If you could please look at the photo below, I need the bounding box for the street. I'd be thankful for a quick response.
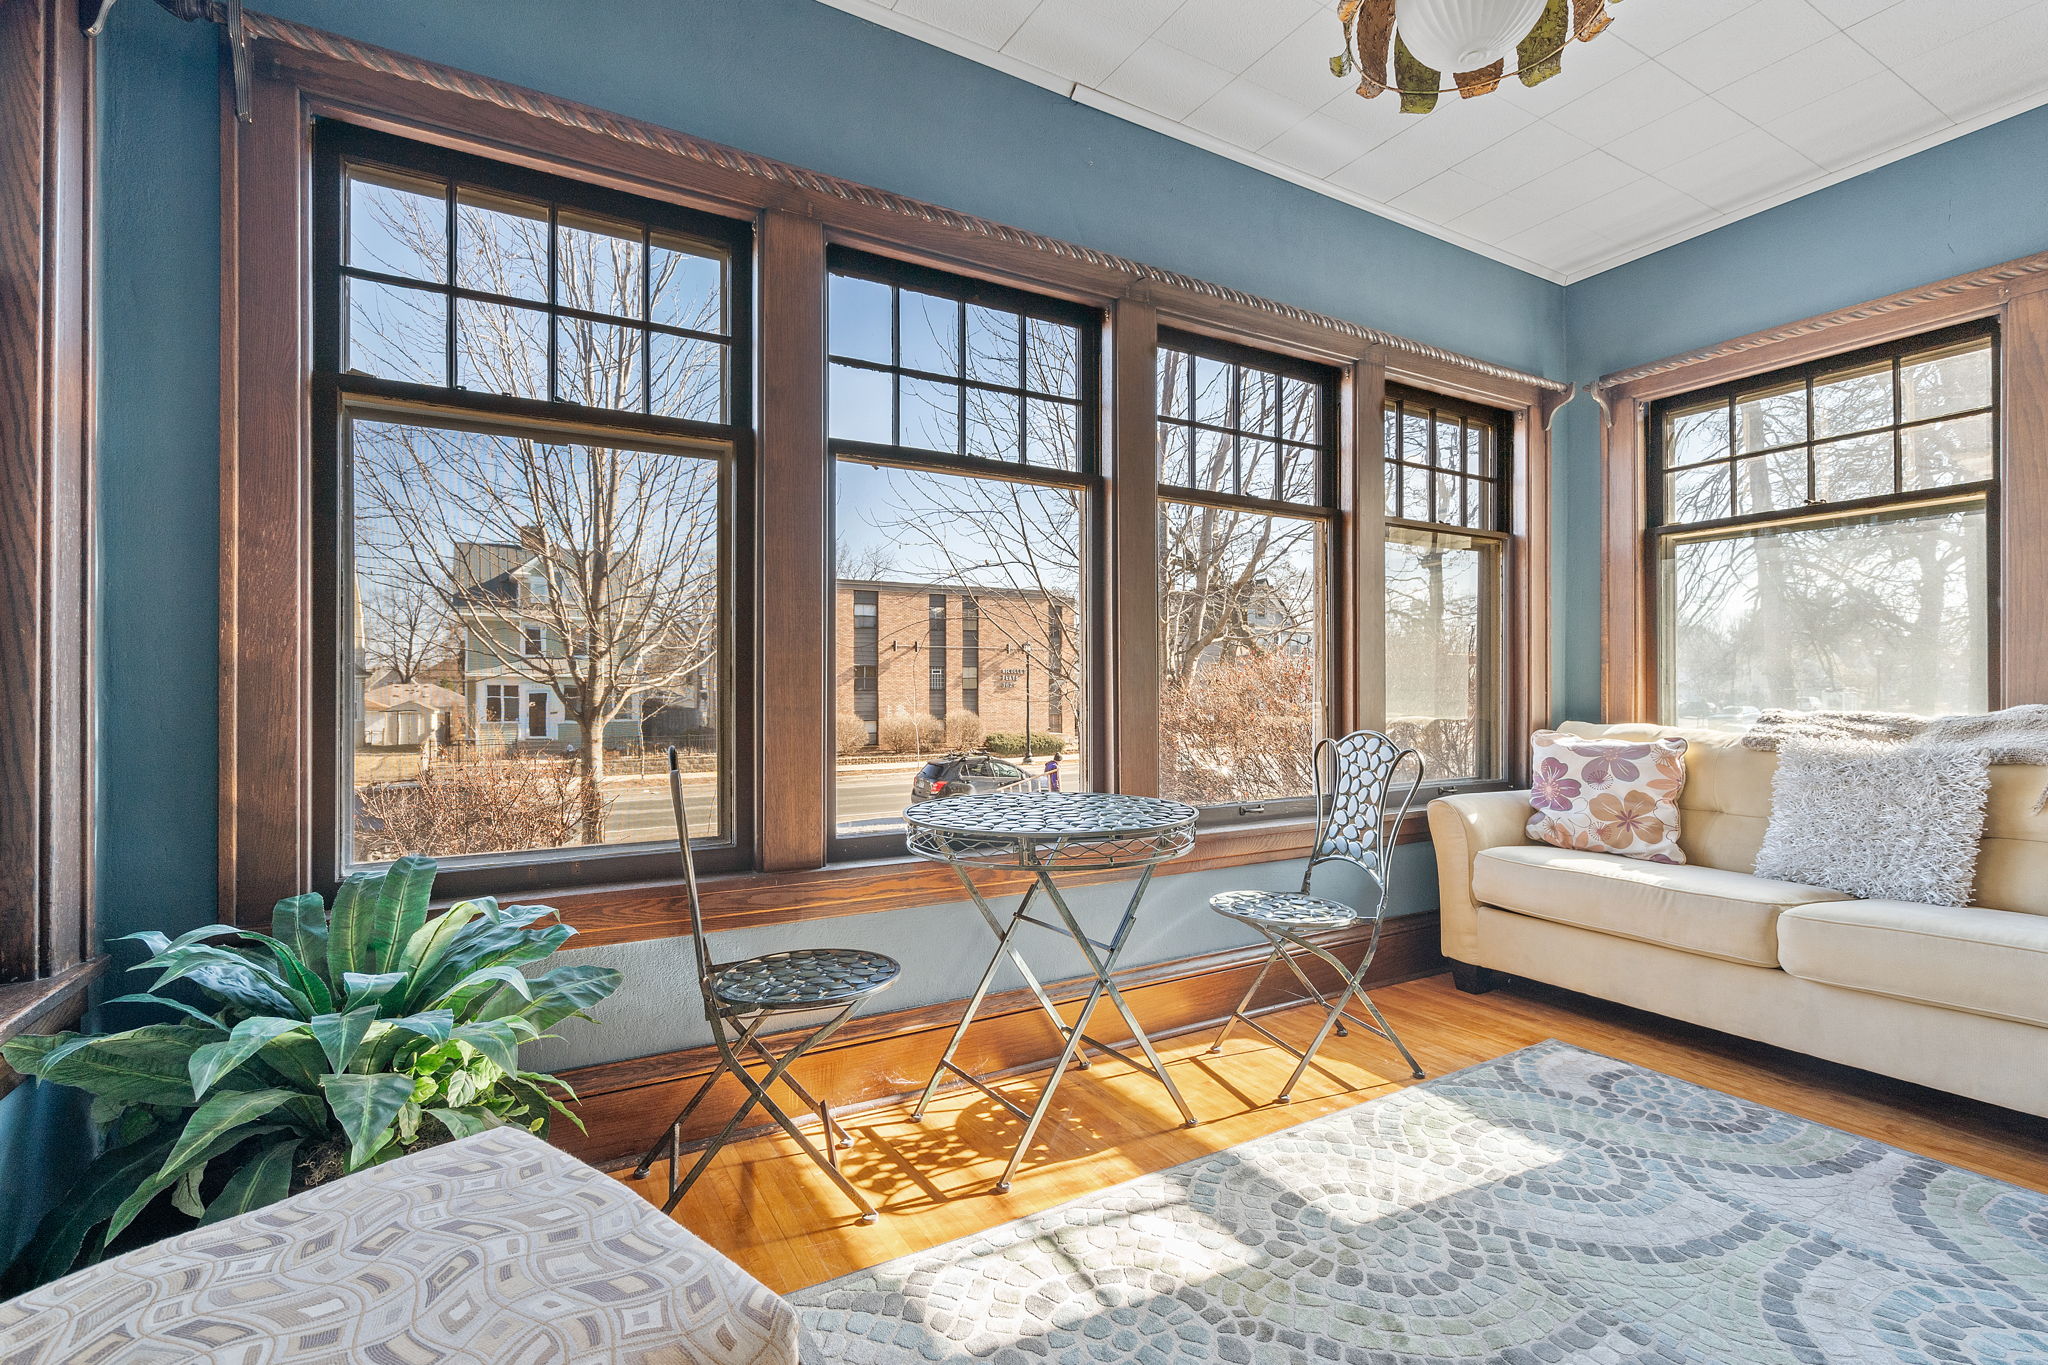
[600,764,924,842]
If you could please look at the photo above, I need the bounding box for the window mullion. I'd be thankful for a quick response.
[1109,299,1162,797]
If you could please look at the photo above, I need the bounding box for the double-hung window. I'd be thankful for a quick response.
[1155,335,1337,817]
[826,250,1098,852]
[1382,385,1510,784]
[316,123,750,893]
[1650,324,1995,725]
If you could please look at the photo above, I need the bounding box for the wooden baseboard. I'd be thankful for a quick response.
[554,911,1445,1168]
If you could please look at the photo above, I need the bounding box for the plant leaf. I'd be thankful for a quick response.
[189,1018,304,1099]
[256,1029,329,1090]
[2,1127,177,1290]
[516,965,622,1032]
[100,993,228,1031]
[325,870,378,982]
[235,930,335,1014]
[144,945,304,1016]
[320,1072,416,1168]
[155,1088,301,1182]
[451,1020,523,1077]
[170,1164,210,1219]
[370,855,437,973]
[307,1006,381,1074]
[436,963,535,1017]
[426,1107,500,1140]
[396,899,482,990]
[391,1009,454,1044]
[271,891,329,987]
[341,970,409,1014]
[104,1121,288,1247]
[406,905,562,1006]
[30,1026,209,1107]
[200,1137,301,1225]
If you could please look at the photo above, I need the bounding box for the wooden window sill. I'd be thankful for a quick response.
[0,957,107,1098]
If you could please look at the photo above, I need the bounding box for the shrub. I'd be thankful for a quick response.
[835,711,874,754]
[354,754,587,861]
[942,712,985,751]
[982,732,1068,757]
[0,857,618,1291]
[876,708,945,753]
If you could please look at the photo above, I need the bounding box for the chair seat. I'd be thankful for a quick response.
[711,948,901,1010]
[1209,889,1359,931]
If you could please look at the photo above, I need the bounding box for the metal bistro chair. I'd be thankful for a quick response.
[1207,730,1426,1103]
[631,748,900,1223]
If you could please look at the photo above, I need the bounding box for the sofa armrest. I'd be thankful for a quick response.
[1428,790,1535,965]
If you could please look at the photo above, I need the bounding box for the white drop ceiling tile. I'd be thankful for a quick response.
[1602,97,1756,172]
[1898,6,2048,122]
[1561,178,1715,244]
[1184,77,1323,149]
[1842,0,2036,67]
[1260,111,1395,177]
[1328,126,1463,200]
[1604,0,1758,56]
[1804,0,1900,24]
[1156,0,1320,62]
[1658,0,1837,92]
[1389,169,1501,221]
[1098,39,1238,120]
[1453,120,1596,194]
[1496,216,1619,270]
[1541,58,1706,145]
[1444,184,1571,240]
[887,0,1037,50]
[1716,33,1888,126]
[1002,0,1164,86]
[1657,126,1823,211]
[1243,12,1353,99]
[1768,70,1950,169]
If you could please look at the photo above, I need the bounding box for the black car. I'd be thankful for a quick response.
[911,752,1031,802]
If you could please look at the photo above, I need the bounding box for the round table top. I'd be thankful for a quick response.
[903,792,1200,870]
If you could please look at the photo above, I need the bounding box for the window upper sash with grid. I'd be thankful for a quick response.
[1156,342,1328,511]
[1382,389,1503,533]
[1653,327,1996,532]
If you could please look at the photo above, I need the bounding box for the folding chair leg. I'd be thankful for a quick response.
[1208,942,1282,1054]
[1354,987,1424,1080]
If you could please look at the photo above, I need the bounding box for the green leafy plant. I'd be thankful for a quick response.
[0,856,619,1290]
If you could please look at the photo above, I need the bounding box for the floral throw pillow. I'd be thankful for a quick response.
[1526,730,1689,864]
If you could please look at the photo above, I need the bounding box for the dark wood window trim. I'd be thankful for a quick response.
[1595,253,2048,721]
[220,15,1559,941]
[0,0,96,1043]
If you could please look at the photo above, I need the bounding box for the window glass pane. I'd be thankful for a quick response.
[650,335,725,423]
[1734,448,1809,515]
[1023,397,1081,470]
[455,189,549,302]
[347,167,446,282]
[827,274,892,364]
[1434,418,1462,471]
[1279,443,1318,504]
[1463,423,1490,477]
[1239,368,1278,436]
[1159,502,1321,805]
[1159,348,1192,420]
[1464,478,1493,530]
[1660,503,1988,728]
[1386,527,1496,782]
[1281,377,1319,445]
[1191,427,1234,496]
[829,362,892,444]
[833,461,1086,836]
[1663,399,1729,467]
[1159,422,1193,488]
[348,279,447,386]
[900,290,961,376]
[349,418,725,861]
[1812,359,1891,439]
[1402,409,1430,466]
[557,211,644,320]
[1194,355,1233,427]
[1383,461,1400,519]
[967,388,1022,463]
[900,376,962,453]
[650,235,724,334]
[454,299,547,399]
[1901,338,1993,421]
[1667,462,1731,523]
[1025,318,1081,398]
[1241,437,1279,502]
[1903,413,1994,489]
[1810,431,1894,504]
[1401,466,1432,522]
[1735,379,1806,453]
[965,305,1020,388]
[555,316,644,411]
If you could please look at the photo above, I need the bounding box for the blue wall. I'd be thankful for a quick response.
[1553,103,2048,721]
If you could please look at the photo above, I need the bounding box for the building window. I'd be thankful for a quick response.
[1383,385,1509,783]
[1156,335,1334,812]
[320,123,748,886]
[828,249,1096,848]
[1650,324,1994,726]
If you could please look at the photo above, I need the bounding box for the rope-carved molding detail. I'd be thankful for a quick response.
[228,6,1568,396]
[1597,249,2048,392]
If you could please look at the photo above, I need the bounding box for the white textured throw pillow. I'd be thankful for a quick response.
[1752,738,1990,907]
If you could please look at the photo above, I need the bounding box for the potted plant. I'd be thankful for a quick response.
[0,856,619,1290]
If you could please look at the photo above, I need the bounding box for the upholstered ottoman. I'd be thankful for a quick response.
[0,1127,799,1363]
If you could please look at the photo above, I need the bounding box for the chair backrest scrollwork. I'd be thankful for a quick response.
[1302,730,1425,912]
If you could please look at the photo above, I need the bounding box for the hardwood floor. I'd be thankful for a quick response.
[614,971,2048,1295]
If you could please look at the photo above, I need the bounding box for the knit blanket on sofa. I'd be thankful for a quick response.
[1742,704,2048,811]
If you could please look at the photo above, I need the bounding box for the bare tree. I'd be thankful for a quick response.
[358,572,451,683]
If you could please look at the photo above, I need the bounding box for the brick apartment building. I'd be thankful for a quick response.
[836,579,1076,747]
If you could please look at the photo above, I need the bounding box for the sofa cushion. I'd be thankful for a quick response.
[1778,899,2048,1028]
[1472,844,1854,968]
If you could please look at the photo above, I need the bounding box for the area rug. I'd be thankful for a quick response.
[789,1041,2048,1364]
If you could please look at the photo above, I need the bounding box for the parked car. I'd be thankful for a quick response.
[912,752,1032,802]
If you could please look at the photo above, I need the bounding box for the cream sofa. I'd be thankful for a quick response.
[1429,721,2048,1119]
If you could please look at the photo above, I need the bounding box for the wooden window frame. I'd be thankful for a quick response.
[219,13,1559,944]
[1595,255,2048,722]
[0,0,104,1072]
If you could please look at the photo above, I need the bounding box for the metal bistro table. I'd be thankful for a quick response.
[904,791,1202,1192]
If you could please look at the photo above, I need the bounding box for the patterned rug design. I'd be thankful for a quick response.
[790,1042,2048,1363]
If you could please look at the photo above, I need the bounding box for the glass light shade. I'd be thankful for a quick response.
[1393,0,1549,73]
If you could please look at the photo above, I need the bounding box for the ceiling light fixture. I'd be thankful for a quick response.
[1332,0,1623,114]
